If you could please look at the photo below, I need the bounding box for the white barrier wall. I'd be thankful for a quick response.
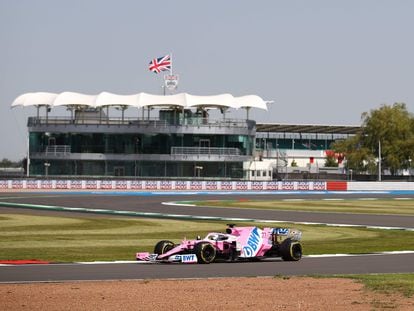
[0,180,327,191]
[348,182,414,191]
[1,180,412,191]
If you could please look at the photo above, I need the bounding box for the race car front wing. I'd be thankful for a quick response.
[136,252,198,264]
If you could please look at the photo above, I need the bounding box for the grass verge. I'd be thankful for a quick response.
[1,213,414,262]
[192,199,414,215]
[334,274,414,298]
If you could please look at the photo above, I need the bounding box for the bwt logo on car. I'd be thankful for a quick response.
[181,254,196,262]
[174,254,197,263]
[242,227,263,257]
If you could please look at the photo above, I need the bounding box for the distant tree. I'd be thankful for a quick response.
[0,158,13,167]
[332,103,414,175]
[361,103,413,174]
[0,158,23,168]
[333,136,377,174]
[324,155,338,167]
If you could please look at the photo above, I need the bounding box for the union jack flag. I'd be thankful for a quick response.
[148,55,171,73]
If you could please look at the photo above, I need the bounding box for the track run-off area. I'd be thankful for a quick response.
[0,190,414,283]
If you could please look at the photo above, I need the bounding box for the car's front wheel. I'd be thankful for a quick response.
[280,239,302,261]
[154,240,175,255]
[195,242,216,264]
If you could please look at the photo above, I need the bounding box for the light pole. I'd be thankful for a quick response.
[409,157,412,182]
[44,162,50,178]
[378,140,381,182]
[194,165,203,178]
[275,143,279,178]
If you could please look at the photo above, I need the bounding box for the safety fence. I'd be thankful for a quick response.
[1,180,413,191]
[0,180,332,191]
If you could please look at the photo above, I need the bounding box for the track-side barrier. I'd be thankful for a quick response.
[0,180,413,191]
[0,180,327,191]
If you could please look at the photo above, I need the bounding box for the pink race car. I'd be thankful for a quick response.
[136,224,302,264]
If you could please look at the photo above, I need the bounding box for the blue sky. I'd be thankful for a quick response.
[1,1,413,160]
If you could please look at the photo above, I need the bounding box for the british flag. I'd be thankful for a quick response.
[148,55,171,73]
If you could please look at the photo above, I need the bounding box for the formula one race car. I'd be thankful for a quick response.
[136,224,302,264]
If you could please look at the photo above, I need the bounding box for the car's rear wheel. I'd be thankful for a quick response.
[195,242,216,264]
[154,240,175,255]
[280,238,302,261]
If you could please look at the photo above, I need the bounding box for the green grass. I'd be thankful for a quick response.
[339,274,414,298]
[304,274,414,304]
[0,214,227,262]
[299,225,414,255]
[192,199,414,215]
[1,213,414,262]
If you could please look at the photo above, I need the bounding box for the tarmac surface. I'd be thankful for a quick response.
[1,191,413,228]
[0,191,414,282]
[2,253,414,283]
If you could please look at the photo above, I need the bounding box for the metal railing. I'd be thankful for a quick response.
[45,145,71,155]
[28,116,254,129]
[171,147,241,156]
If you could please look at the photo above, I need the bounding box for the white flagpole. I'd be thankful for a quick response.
[170,52,173,75]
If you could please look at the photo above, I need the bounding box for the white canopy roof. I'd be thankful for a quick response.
[235,95,273,110]
[53,92,97,107]
[12,92,57,107]
[12,92,271,110]
[139,92,187,108]
[95,92,140,108]
[185,93,239,109]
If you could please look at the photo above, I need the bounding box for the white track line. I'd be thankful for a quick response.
[161,201,414,231]
[162,202,196,207]
[3,252,414,266]
[306,251,414,258]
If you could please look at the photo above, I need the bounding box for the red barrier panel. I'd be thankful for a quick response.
[326,181,347,191]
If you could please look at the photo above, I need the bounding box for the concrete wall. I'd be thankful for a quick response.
[348,182,414,191]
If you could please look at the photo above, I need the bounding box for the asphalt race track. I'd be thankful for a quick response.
[1,191,414,283]
[2,253,414,283]
[1,191,414,228]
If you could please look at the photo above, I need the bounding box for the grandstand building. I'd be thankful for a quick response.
[13,92,359,179]
[255,123,359,179]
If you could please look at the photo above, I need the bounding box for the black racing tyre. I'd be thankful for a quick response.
[195,242,216,264]
[280,238,302,261]
[154,240,175,255]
